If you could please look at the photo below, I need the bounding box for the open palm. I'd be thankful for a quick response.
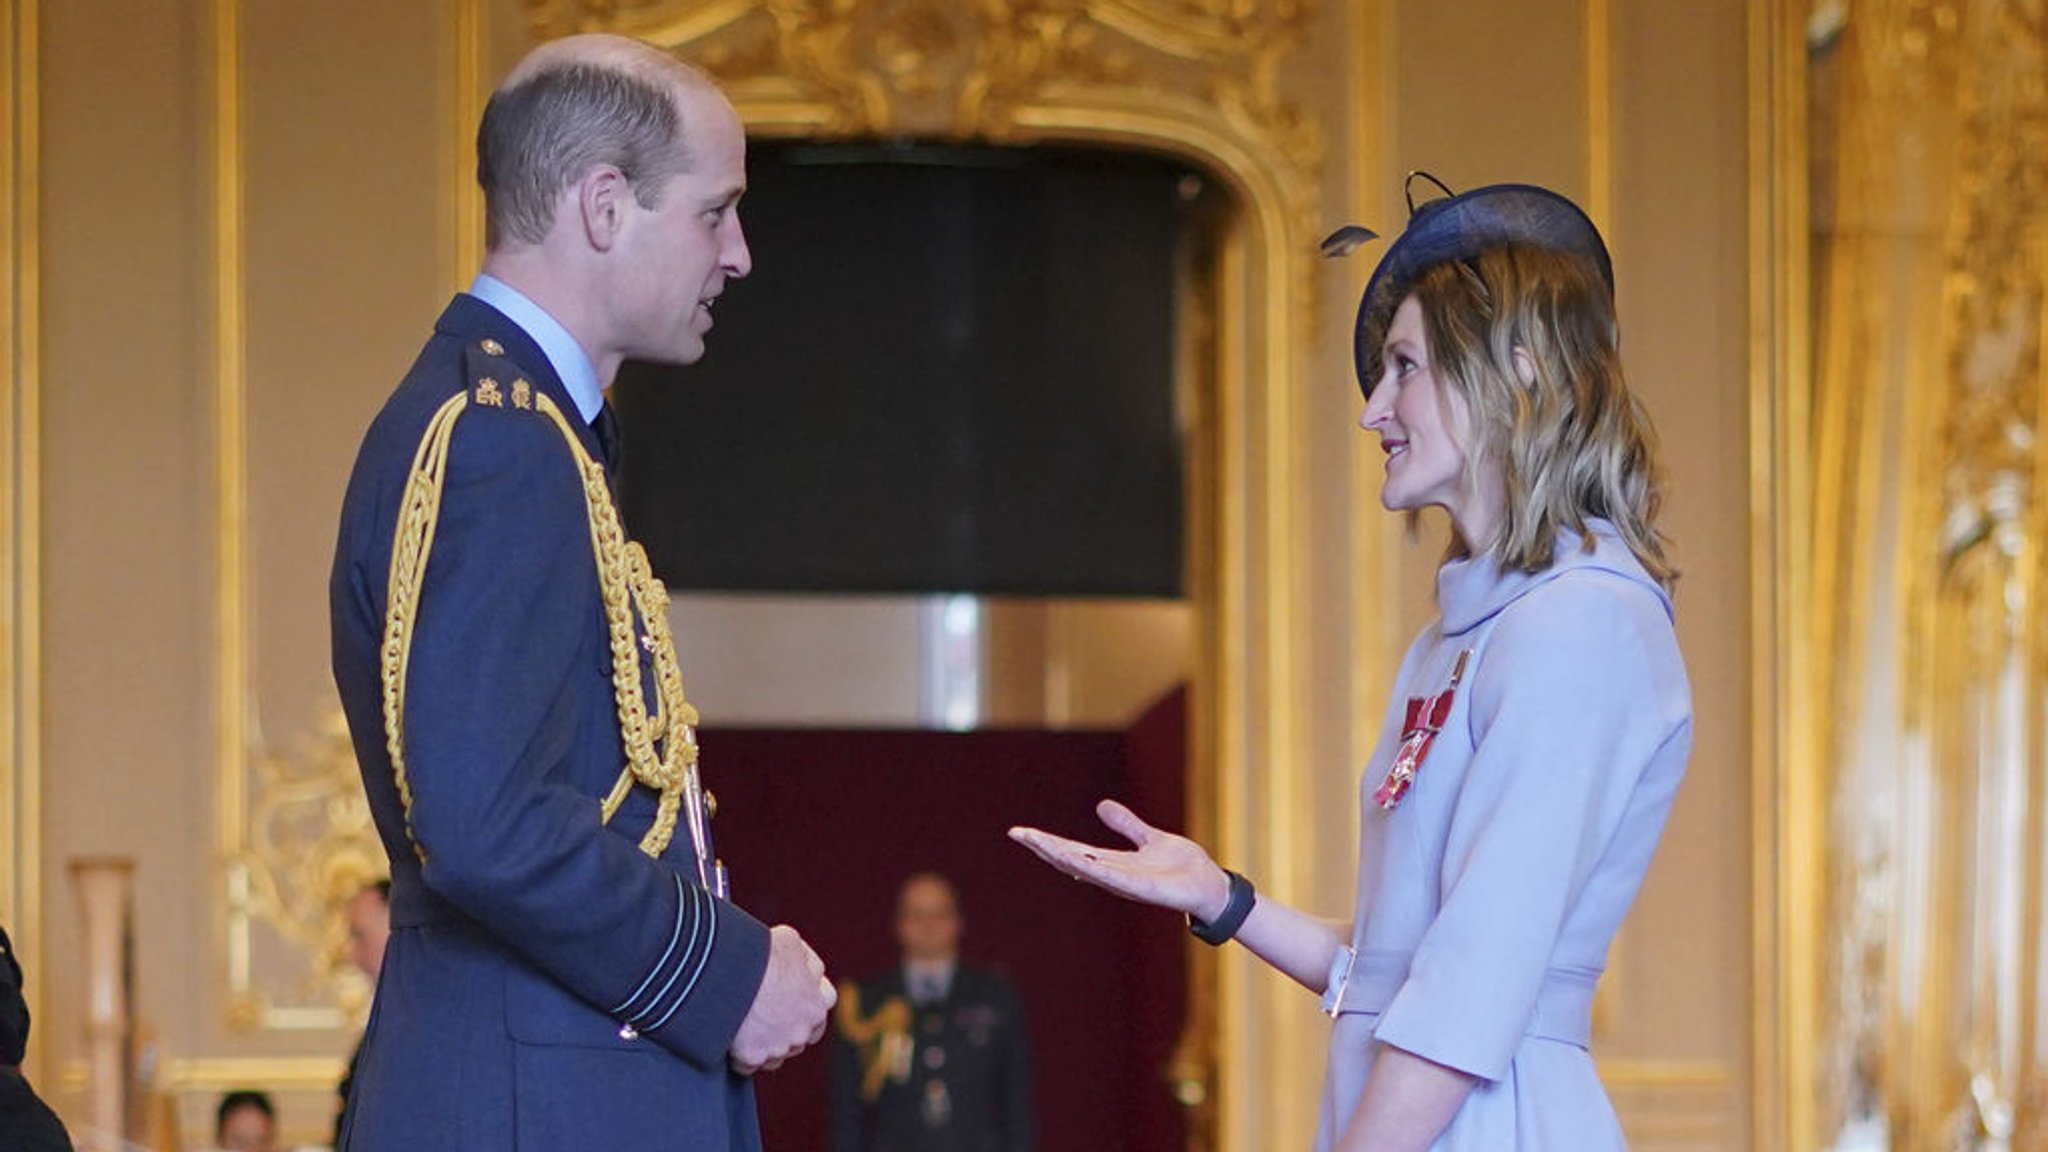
[1009,799,1229,921]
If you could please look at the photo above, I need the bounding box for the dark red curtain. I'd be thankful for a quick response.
[704,687,1189,1152]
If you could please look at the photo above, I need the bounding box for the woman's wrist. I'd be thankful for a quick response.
[1191,864,1233,922]
[1188,870,1256,946]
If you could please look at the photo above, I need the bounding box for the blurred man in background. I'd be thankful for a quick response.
[830,874,1032,1152]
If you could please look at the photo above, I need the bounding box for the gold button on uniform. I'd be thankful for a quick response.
[480,338,505,356]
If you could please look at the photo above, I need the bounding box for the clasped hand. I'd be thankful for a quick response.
[729,924,835,1074]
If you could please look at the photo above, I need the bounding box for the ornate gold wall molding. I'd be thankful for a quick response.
[1583,0,1612,234]
[1,0,45,1075]
[1749,0,1815,1147]
[443,0,487,293]
[1914,4,2048,1144]
[528,2,1328,1144]
[210,0,249,916]
[224,712,387,1030]
[1604,1059,1739,1151]
[213,0,495,1034]
[1343,0,1395,782]
[1796,1,2048,1147]
[529,0,1325,313]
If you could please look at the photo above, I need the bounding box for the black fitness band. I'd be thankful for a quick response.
[1188,870,1255,945]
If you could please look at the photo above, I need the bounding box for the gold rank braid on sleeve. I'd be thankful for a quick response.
[376,386,706,864]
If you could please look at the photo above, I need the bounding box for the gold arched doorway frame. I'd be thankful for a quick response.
[531,2,1331,1146]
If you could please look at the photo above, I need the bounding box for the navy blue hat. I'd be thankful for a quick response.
[1326,173,1614,397]
[1,924,27,1065]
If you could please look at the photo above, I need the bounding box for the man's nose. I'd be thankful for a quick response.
[724,216,753,280]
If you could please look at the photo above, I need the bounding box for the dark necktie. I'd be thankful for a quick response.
[591,402,622,480]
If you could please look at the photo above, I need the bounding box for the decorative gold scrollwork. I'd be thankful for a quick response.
[525,0,1325,339]
[226,706,386,1030]
[1810,1,2048,1147]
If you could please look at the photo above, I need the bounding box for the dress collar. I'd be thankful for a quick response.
[1435,519,1672,636]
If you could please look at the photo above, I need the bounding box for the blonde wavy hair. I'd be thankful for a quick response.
[1408,243,1675,587]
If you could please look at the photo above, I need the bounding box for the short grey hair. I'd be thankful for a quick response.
[476,60,690,248]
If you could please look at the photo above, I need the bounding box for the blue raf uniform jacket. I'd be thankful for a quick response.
[330,294,772,1151]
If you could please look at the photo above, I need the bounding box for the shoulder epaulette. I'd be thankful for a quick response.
[461,337,540,412]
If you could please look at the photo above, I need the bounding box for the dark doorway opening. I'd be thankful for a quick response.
[613,142,1202,599]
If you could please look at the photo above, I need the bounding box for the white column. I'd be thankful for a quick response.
[70,856,135,1151]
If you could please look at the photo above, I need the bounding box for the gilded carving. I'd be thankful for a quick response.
[226,707,386,1031]
[1811,1,2048,1147]
[1923,7,2048,1148]
[1935,4,2045,551]
[525,0,1324,312]
[2,0,43,1072]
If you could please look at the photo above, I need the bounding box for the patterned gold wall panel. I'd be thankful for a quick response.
[1,0,44,1073]
[1748,0,1819,1145]
[1801,0,2048,1147]
[1608,1061,1740,1152]
[214,0,493,1038]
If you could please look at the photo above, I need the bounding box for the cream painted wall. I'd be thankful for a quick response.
[243,0,449,755]
[17,1,1756,1149]
[1606,0,1753,1092]
[662,597,1191,730]
[38,0,222,1129]
[34,1,530,1146]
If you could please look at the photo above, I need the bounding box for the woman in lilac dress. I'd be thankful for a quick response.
[1010,179,1690,1151]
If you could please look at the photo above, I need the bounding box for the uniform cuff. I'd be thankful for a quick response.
[616,874,772,1069]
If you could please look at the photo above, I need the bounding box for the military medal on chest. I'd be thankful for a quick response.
[1373,648,1472,810]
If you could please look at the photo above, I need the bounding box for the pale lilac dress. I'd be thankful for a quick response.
[1312,522,1692,1150]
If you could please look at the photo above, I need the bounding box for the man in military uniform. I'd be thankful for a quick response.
[829,874,1033,1152]
[329,33,834,1151]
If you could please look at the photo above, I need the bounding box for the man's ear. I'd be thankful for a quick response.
[577,166,629,252]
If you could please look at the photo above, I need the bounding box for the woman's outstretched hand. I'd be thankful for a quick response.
[1008,799,1232,922]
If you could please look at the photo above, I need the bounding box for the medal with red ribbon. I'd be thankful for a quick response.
[1373,648,1473,810]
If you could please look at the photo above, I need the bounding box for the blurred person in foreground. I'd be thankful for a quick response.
[0,924,74,1152]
